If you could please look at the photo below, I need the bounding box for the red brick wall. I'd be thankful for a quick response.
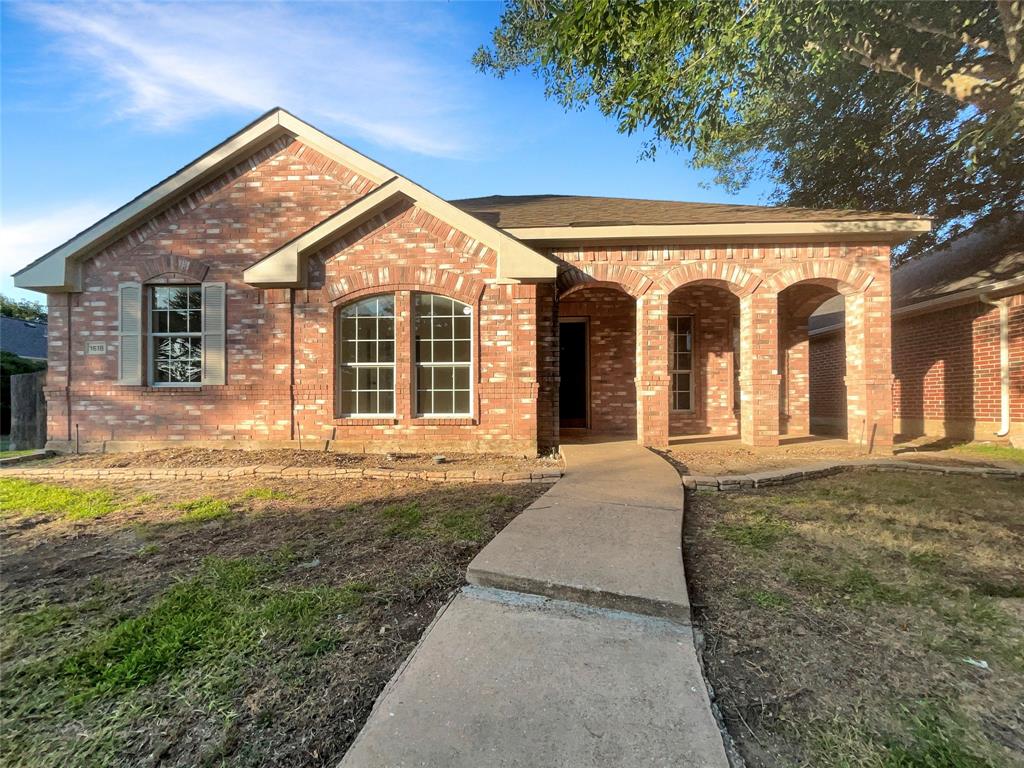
[892,293,1023,440]
[558,287,636,434]
[809,330,847,434]
[667,285,739,436]
[46,139,546,455]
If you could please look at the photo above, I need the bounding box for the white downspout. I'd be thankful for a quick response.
[980,294,1011,437]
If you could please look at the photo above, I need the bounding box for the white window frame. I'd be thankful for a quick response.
[148,284,203,388]
[670,315,694,412]
[337,294,397,418]
[414,293,473,418]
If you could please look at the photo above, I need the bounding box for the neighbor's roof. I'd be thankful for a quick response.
[892,219,1024,310]
[451,194,925,229]
[0,316,48,359]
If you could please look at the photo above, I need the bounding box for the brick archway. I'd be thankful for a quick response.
[764,260,875,295]
[139,255,211,283]
[327,265,486,307]
[558,264,653,299]
[654,261,761,297]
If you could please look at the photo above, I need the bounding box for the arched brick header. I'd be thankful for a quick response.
[764,260,875,295]
[654,261,762,297]
[558,264,653,299]
[327,265,486,307]
[138,255,210,283]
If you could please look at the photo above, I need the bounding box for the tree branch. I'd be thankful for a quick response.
[903,16,1006,58]
[842,35,1016,113]
[996,0,1023,81]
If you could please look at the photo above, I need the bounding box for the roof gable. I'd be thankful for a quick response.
[13,109,398,292]
[244,176,557,286]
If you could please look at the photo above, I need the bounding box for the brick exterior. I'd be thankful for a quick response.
[42,137,898,455]
[559,287,637,434]
[891,293,1023,441]
[808,329,847,435]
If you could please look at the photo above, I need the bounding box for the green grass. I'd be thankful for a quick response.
[956,442,1024,464]
[0,478,118,519]
[737,588,790,610]
[173,496,234,522]
[58,557,371,702]
[380,501,425,537]
[0,448,38,458]
[240,487,289,501]
[714,510,790,549]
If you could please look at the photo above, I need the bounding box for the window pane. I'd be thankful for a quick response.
[454,366,470,390]
[434,367,453,389]
[454,390,470,415]
[453,317,471,340]
[336,295,396,415]
[168,310,189,333]
[415,316,433,341]
[434,341,453,363]
[433,391,454,414]
[188,287,202,309]
[417,390,432,414]
[417,340,433,363]
[453,340,471,363]
[433,296,454,316]
[153,311,169,333]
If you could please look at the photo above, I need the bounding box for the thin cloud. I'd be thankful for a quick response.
[1,200,115,295]
[16,1,478,157]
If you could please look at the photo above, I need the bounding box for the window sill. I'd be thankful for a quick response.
[409,416,477,426]
[333,416,399,426]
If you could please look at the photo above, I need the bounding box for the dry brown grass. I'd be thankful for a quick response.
[685,470,1024,767]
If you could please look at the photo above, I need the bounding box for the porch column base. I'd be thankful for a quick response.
[845,375,895,453]
[740,374,781,447]
[636,376,670,450]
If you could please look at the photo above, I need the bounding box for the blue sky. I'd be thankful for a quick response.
[1,1,772,303]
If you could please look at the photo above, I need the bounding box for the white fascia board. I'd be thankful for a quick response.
[506,219,932,245]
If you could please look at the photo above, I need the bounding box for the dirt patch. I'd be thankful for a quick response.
[664,437,1021,476]
[1,475,548,767]
[684,470,1024,766]
[26,447,563,473]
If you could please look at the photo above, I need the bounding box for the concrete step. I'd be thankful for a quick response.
[340,587,729,768]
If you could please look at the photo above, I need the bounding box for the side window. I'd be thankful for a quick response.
[337,295,396,416]
[150,285,202,385]
[669,315,693,411]
[414,294,472,416]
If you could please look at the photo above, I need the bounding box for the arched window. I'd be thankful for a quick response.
[415,294,472,416]
[337,295,395,416]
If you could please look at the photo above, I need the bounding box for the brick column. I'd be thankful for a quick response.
[635,291,669,449]
[394,291,414,420]
[739,289,781,446]
[844,287,894,452]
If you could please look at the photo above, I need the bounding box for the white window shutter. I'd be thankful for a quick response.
[117,282,143,385]
[201,282,227,385]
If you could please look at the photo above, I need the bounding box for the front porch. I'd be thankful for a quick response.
[555,259,895,453]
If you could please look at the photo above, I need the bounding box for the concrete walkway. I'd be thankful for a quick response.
[340,440,729,768]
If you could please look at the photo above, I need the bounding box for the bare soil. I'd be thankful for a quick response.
[683,470,1024,767]
[26,447,562,473]
[1,475,548,767]
[664,437,1022,476]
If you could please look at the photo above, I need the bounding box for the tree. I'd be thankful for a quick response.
[0,295,47,323]
[475,0,1024,258]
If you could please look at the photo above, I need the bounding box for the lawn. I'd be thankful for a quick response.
[0,475,546,767]
[684,470,1024,767]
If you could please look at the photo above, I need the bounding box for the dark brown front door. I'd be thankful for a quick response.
[559,319,588,429]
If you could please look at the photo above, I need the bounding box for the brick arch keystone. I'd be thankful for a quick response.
[654,261,761,297]
[327,265,486,307]
[138,255,210,283]
[557,264,653,299]
[764,260,875,295]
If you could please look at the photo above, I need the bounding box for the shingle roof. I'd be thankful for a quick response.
[0,316,48,359]
[450,194,924,229]
[892,219,1024,309]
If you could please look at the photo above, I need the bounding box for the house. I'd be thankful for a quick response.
[0,315,48,361]
[12,109,930,455]
[810,220,1023,445]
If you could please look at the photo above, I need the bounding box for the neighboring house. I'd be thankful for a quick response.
[810,221,1023,445]
[13,109,929,455]
[0,315,48,360]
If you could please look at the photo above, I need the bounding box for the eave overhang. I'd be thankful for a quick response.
[244,177,558,287]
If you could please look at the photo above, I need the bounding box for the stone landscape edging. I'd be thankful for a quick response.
[681,459,1024,491]
[0,464,564,485]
